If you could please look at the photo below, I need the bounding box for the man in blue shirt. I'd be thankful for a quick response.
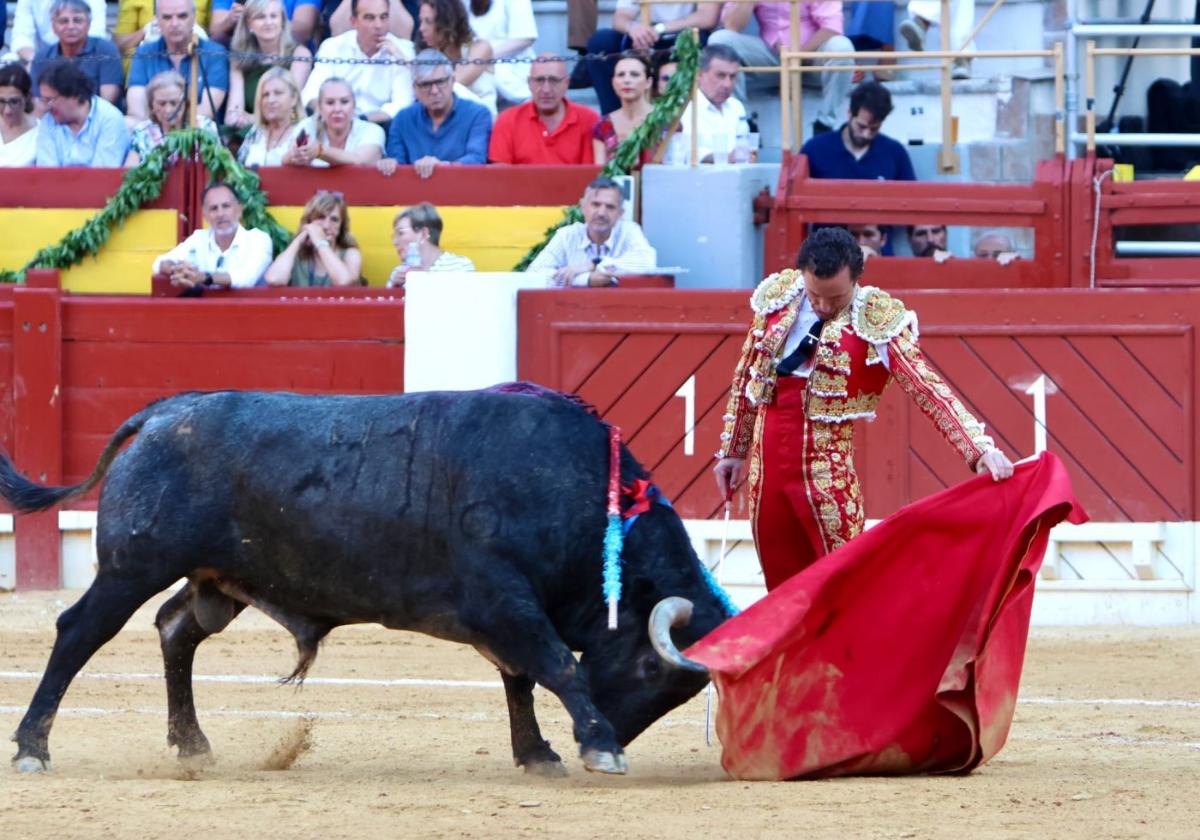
[800,81,915,182]
[35,60,129,166]
[127,0,229,122]
[380,49,491,179]
[30,0,123,107]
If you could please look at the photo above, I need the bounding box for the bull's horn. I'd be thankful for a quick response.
[649,597,708,673]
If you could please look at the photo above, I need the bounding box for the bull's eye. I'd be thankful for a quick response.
[638,653,662,681]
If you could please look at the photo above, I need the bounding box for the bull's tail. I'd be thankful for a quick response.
[0,406,158,513]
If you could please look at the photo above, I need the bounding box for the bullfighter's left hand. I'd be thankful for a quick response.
[975,448,1014,481]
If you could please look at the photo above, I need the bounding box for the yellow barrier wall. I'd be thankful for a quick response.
[0,209,179,294]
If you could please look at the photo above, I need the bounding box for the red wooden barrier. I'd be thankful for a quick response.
[517,288,1200,524]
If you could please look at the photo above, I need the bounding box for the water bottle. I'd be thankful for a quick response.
[404,241,422,270]
[733,116,752,164]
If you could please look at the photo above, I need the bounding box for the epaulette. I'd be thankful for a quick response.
[850,285,913,343]
[749,269,804,316]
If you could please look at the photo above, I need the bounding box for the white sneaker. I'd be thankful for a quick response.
[952,57,971,79]
[899,17,927,51]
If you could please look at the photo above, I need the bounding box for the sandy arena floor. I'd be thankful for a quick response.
[0,589,1197,840]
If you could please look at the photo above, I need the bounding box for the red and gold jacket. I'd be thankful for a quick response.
[717,270,995,468]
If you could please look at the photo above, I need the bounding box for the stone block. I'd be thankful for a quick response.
[968,142,1001,181]
[1001,142,1036,182]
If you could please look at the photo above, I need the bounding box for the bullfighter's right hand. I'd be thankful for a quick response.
[713,457,746,501]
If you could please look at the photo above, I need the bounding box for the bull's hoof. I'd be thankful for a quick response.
[13,756,49,773]
[523,759,568,778]
[178,750,215,771]
[582,749,628,775]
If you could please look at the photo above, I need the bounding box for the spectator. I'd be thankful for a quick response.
[467,0,536,104]
[114,0,211,66]
[678,43,746,164]
[153,182,274,289]
[800,81,915,181]
[302,0,416,127]
[10,0,106,64]
[212,0,321,46]
[488,55,598,164]
[415,0,495,115]
[237,66,304,166]
[527,175,655,286]
[709,1,853,134]
[288,77,386,166]
[0,64,39,167]
[225,0,313,129]
[899,0,974,79]
[567,0,595,59]
[379,49,490,178]
[847,222,887,259]
[585,0,719,115]
[35,60,129,166]
[592,51,652,164]
[653,57,676,99]
[125,70,220,165]
[30,0,123,108]
[128,0,230,123]
[908,223,951,260]
[265,190,363,286]
[845,2,894,81]
[387,202,475,287]
[973,230,1019,263]
[328,0,413,40]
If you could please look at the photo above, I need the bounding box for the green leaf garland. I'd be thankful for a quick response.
[0,129,290,284]
[512,29,701,272]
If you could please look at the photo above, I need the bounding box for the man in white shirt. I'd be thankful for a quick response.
[301,0,415,126]
[679,44,747,164]
[10,0,106,63]
[528,176,657,287]
[153,183,274,289]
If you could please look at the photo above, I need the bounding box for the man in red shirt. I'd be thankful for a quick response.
[488,55,600,164]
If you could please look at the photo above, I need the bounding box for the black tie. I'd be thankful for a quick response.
[776,319,826,376]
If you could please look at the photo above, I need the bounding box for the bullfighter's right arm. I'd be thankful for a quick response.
[716,314,765,459]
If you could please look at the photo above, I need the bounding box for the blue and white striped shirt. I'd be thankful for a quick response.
[527,220,657,285]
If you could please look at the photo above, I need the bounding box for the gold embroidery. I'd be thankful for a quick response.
[808,369,848,397]
[803,420,861,552]
[815,344,852,375]
[852,286,911,343]
[749,269,804,315]
[806,392,883,423]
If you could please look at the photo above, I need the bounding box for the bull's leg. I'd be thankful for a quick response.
[11,571,175,772]
[156,583,245,761]
[500,673,566,777]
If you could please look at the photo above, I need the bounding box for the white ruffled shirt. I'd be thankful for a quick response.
[780,293,893,377]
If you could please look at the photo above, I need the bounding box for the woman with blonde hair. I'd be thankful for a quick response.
[264,190,364,287]
[237,67,304,167]
[285,77,385,167]
[125,70,219,166]
[226,0,312,129]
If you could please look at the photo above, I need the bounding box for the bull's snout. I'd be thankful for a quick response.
[648,597,709,673]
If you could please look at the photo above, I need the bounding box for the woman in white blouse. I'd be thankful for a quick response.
[0,63,39,167]
[237,67,304,168]
[284,77,385,167]
[467,0,537,104]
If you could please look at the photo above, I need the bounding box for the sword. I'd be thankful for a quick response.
[705,495,733,747]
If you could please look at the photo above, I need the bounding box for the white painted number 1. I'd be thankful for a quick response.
[675,375,695,456]
[1024,374,1048,454]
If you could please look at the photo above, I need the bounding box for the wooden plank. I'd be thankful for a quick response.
[557,331,625,394]
[571,333,674,415]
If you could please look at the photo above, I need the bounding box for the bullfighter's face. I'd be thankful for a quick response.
[804,266,856,321]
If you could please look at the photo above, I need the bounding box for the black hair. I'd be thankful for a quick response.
[796,227,865,280]
[700,43,741,70]
[38,60,94,103]
[0,63,34,113]
[849,80,893,121]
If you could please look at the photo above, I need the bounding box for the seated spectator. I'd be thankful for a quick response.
[973,230,1019,264]
[30,0,123,108]
[10,0,106,64]
[225,0,313,129]
[585,0,718,115]
[212,0,320,46]
[387,202,475,287]
[128,0,230,123]
[592,51,653,164]
[488,55,598,164]
[237,66,304,166]
[287,77,386,166]
[678,44,747,164]
[0,64,40,167]
[415,0,495,115]
[847,222,887,259]
[378,49,490,178]
[328,0,412,40]
[153,182,274,289]
[908,223,951,261]
[467,0,536,104]
[527,175,655,286]
[302,0,416,127]
[800,81,915,181]
[35,60,129,166]
[709,1,853,133]
[125,70,220,165]
[114,0,210,67]
[653,57,676,99]
[264,190,363,286]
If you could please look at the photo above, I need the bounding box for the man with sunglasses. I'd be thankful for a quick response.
[379,49,491,179]
[488,54,599,164]
[153,182,274,290]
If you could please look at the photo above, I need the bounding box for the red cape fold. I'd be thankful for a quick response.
[684,452,1087,780]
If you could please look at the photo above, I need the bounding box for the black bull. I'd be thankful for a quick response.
[2,387,731,775]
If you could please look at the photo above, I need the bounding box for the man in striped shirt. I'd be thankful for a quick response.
[527,176,657,287]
